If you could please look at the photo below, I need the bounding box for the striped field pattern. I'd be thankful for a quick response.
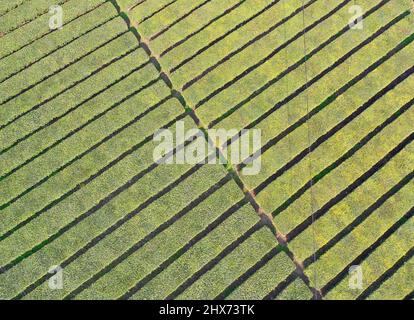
[0,0,413,300]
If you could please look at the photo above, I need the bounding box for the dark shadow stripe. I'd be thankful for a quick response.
[128,0,148,11]
[0,23,126,107]
[66,173,233,300]
[183,0,324,92]
[222,106,414,298]
[0,14,115,84]
[0,60,151,181]
[1,0,70,36]
[165,222,263,300]
[0,72,159,211]
[288,133,414,243]
[118,0,312,301]
[404,289,414,300]
[0,100,178,217]
[0,1,108,62]
[214,246,281,300]
[321,206,414,296]
[169,0,284,73]
[266,96,414,219]
[150,0,212,41]
[302,171,414,268]
[160,0,246,57]
[236,33,414,168]
[0,43,140,133]
[120,198,248,300]
[0,95,170,218]
[0,85,168,242]
[262,271,297,300]
[242,10,410,132]
[209,0,397,128]
[0,0,31,18]
[254,66,414,196]
[14,151,219,299]
[357,246,414,300]
[138,0,178,24]
[0,55,149,158]
[0,126,194,275]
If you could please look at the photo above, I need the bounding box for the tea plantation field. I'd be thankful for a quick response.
[0,0,412,300]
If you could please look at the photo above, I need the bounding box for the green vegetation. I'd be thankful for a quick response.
[0,3,118,83]
[0,0,412,300]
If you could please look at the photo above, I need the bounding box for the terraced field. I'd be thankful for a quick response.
[0,0,412,300]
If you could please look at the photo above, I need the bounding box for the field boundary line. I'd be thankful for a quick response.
[110,0,319,299]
